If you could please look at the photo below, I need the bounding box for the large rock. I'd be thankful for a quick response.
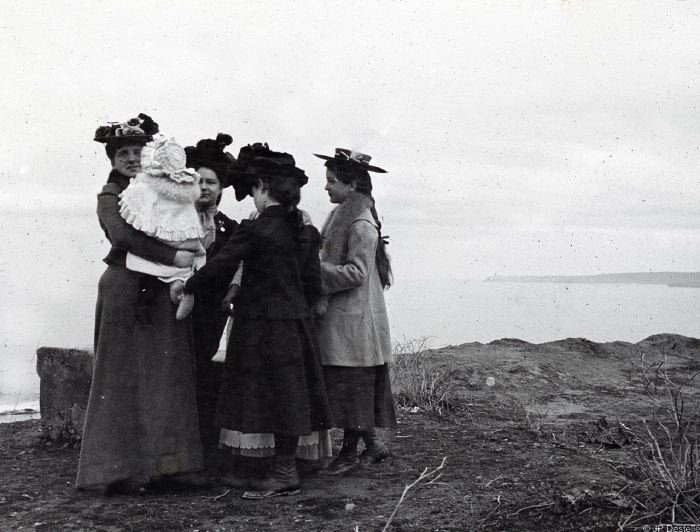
[36,347,94,441]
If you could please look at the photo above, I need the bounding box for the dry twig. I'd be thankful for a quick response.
[508,500,555,517]
[205,489,231,501]
[382,456,447,531]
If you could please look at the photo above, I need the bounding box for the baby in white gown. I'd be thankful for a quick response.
[118,135,205,319]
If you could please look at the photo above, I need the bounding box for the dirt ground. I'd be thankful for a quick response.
[1,333,698,531]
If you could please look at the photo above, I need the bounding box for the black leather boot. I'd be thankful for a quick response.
[320,429,360,476]
[242,435,301,499]
[359,429,390,465]
[243,455,300,499]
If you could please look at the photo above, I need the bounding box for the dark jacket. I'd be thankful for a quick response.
[97,170,177,266]
[186,205,322,320]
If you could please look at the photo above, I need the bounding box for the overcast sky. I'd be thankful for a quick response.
[1,1,699,395]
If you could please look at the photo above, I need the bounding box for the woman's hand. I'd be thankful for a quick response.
[313,297,329,317]
[173,250,196,268]
[300,209,313,225]
[221,284,240,313]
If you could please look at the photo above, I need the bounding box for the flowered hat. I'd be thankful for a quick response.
[313,148,386,173]
[184,133,236,188]
[141,135,200,184]
[228,142,308,201]
[94,113,159,145]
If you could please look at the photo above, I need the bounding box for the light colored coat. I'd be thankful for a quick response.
[316,194,393,367]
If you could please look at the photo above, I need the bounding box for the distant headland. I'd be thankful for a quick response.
[484,271,700,288]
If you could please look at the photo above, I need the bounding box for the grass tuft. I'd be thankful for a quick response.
[390,337,464,418]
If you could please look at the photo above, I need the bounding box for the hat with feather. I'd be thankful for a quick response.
[184,133,236,188]
[94,113,159,145]
[228,142,308,201]
[313,148,386,173]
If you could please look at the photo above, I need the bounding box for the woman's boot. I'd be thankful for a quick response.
[320,429,360,476]
[243,435,300,499]
[359,428,390,465]
[219,455,254,489]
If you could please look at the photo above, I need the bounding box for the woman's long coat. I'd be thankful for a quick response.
[76,170,203,489]
[316,193,392,367]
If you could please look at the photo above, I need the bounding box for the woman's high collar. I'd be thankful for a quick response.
[196,203,218,217]
[106,169,131,191]
[260,204,291,217]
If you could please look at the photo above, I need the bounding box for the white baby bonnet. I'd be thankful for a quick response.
[119,135,205,242]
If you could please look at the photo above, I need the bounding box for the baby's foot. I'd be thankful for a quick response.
[170,280,184,305]
[176,293,194,320]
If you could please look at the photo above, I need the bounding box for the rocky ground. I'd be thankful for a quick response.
[1,333,698,531]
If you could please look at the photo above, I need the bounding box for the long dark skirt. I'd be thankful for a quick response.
[76,265,203,488]
[214,316,332,435]
[323,364,397,430]
[192,293,229,452]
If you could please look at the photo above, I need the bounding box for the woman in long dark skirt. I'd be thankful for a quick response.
[76,115,203,493]
[313,148,397,475]
[180,145,332,499]
[184,134,238,461]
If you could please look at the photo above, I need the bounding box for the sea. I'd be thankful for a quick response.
[1,279,699,423]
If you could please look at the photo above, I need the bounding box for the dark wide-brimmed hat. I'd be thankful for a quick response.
[93,113,159,145]
[313,148,387,173]
[228,143,309,201]
[184,133,236,188]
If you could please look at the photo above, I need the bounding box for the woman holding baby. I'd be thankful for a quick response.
[76,114,204,494]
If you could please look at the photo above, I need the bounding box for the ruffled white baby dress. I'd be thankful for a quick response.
[119,135,206,281]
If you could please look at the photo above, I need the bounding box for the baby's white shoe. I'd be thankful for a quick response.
[176,293,194,320]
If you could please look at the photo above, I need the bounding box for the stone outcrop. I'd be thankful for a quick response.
[36,347,94,441]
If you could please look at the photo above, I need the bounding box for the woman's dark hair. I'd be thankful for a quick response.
[198,166,223,206]
[257,175,307,234]
[258,175,301,208]
[104,140,146,162]
[326,160,393,289]
[105,144,117,161]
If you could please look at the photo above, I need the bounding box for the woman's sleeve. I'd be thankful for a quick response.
[186,221,252,293]
[96,183,177,265]
[320,219,377,295]
[302,228,323,305]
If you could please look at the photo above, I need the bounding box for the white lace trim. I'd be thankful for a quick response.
[220,430,274,450]
[219,430,326,449]
[218,429,333,459]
